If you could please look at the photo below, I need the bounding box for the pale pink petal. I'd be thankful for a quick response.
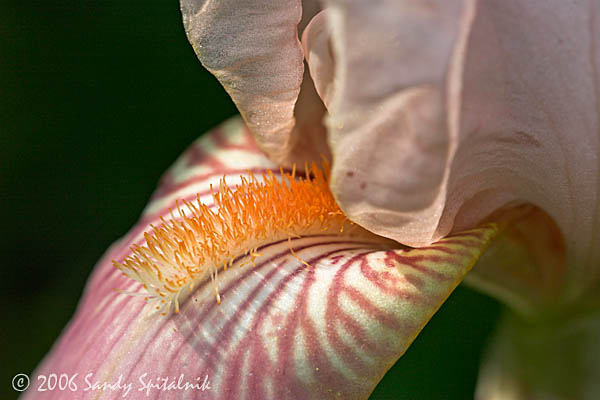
[180,0,329,165]
[302,10,336,109]
[323,0,467,246]
[323,0,600,299]
[180,0,303,162]
[26,118,498,399]
[447,0,600,300]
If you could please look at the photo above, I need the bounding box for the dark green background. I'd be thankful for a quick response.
[0,1,501,399]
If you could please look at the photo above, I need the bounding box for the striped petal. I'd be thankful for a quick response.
[26,118,498,399]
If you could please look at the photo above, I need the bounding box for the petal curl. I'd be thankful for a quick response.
[26,118,498,399]
[322,0,600,299]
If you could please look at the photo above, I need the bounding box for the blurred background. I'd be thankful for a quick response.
[0,1,501,399]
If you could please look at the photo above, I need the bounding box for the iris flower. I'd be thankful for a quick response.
[27,1,599,399]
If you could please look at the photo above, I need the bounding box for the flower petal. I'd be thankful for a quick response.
[323,0,467,246]
[302,10,336,109]
[180,0,329,165]
[180,0,303,162]
[465,205,566,315]
[323,0,600,299]
[27,117,498,399]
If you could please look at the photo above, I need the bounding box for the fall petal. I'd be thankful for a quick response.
[323,0,600,299]
[26,118,498,399]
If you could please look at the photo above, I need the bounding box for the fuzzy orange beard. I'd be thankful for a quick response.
[113,162,379,315]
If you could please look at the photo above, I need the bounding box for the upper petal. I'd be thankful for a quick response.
[323,0,467,246]
[323,0,600,300]
[449,0,600,300]
[180,0,329,165]
[302,10,336,109]
[180,0,304,162]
